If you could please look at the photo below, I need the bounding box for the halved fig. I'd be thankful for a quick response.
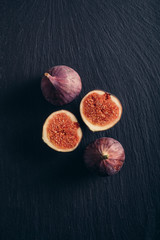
[80,90,122,131]
[42,110,82,152]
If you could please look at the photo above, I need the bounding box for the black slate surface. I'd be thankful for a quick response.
[1,0,160,239]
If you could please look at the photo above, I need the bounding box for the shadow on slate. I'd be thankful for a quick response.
[1,76,88,186]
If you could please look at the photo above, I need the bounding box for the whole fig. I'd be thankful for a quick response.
[84,137,125,176]
[41,65,82,106]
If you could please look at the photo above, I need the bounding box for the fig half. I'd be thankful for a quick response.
[80,90,122,131]
[84,137,125,176]
[42,110,82,152]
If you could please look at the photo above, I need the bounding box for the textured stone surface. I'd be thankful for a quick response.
[0,0,160,239]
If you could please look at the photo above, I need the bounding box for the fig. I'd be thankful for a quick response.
[80,90,122,131]
[84,137,125,176]
[41,65,82,106]
[42,110,82,152]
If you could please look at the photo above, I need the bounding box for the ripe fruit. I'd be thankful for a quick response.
[84,137,125,176]
[80,90,122,131]
[42,110,82,152]
[41,65,82,106]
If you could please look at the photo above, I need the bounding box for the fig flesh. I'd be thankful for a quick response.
[80,90,122,131]
[41,65,82,106]
[84,137,125,176]
[42,110,82,152]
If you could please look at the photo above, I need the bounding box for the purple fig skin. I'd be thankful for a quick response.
[84,137,125,176]
[41,65,82,106]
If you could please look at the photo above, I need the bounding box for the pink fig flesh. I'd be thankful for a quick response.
[41,65,82,106]
[84,137,125,176]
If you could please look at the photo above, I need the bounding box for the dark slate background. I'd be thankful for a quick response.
[1,0,160,239]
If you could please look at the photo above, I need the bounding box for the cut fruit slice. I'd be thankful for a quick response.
[42,110,82,152]
[80,90,122,132]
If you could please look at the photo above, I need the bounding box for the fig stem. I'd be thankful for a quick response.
[44,72,51,78]
[102,154,108,159]
[44,72,56,84]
